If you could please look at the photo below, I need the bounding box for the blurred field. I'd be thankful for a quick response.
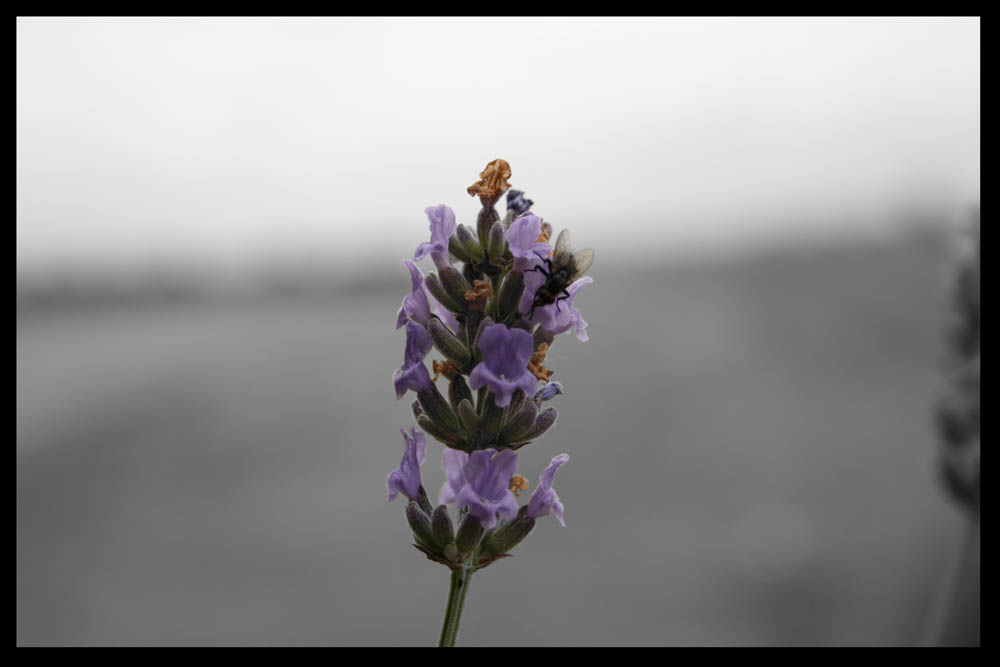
[17,232,965,646]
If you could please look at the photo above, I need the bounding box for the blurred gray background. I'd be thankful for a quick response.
[17,17,979,646]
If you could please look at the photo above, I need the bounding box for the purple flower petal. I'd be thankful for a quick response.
[386,427,428,502]
[455,449,520,530]
[526,453,569,525]
[393,363,431,400]
[533,382,564,402]
[392,320,432,399]
[414,205,457,271]
[505,215,551,271]
[438,447,469,505]
[468,363,538,409]
[467,323,538,407]
[478,323,534,378]
[396,260,433,329]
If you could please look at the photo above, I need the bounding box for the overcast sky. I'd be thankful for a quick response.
[16,17,980,274]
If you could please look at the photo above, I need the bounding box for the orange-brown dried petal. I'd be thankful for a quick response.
[432,359,460,382]
[528,342,554,381]
[464,279,494,311]
[467,158,512,201]
[508,474,530,497]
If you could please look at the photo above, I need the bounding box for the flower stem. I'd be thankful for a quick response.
[438,566,472,647]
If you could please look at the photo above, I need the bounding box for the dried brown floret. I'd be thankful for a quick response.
[432,359,460,382]
[467,159,512,205]
[464,279,494,311]
[528,342,553,381]
[508,474,530,497]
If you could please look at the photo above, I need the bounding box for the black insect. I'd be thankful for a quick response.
[526,229,594,319]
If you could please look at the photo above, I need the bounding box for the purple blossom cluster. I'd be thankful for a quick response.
[385,160,592,572]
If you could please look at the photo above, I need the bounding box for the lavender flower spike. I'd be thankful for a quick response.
[526,453,570,526]
[386,161,593,647]
[455,448,520,530]
[414,204,457,272]
[468,323,538,407]
[505,215,552,272]
[439,447,469,505]
[386,427,428,502]
[393,320,432,399]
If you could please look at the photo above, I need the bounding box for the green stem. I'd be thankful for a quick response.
[438,566,472,647]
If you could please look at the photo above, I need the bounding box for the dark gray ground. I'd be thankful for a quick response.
[17,234,965,646]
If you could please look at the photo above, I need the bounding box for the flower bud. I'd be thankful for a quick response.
[417,384,459,433]
[487,220,507,260]
[505,388,527,419]
[510,406,557,449]
[477,205,500,249]
[481,507,535,556]
[415,486,434,515]
[416,414,466,451]
[506,188,534,217]
[448,373,473,411]
[476,393,505,449]
[498,400,537,444]
[457,399,480,437]
[533,381,564,403]
[455,224,485,263]
[425,273,463,314]
[439,266,474,309]
[428,317,472,368]
[496,270,524,322]
[447,235,474,264]
[431,504,456,548]
[405,501,439,551]
[455,513,486,557]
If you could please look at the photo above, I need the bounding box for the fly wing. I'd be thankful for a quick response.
[571,248,595,279]
[553,229,573,264]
